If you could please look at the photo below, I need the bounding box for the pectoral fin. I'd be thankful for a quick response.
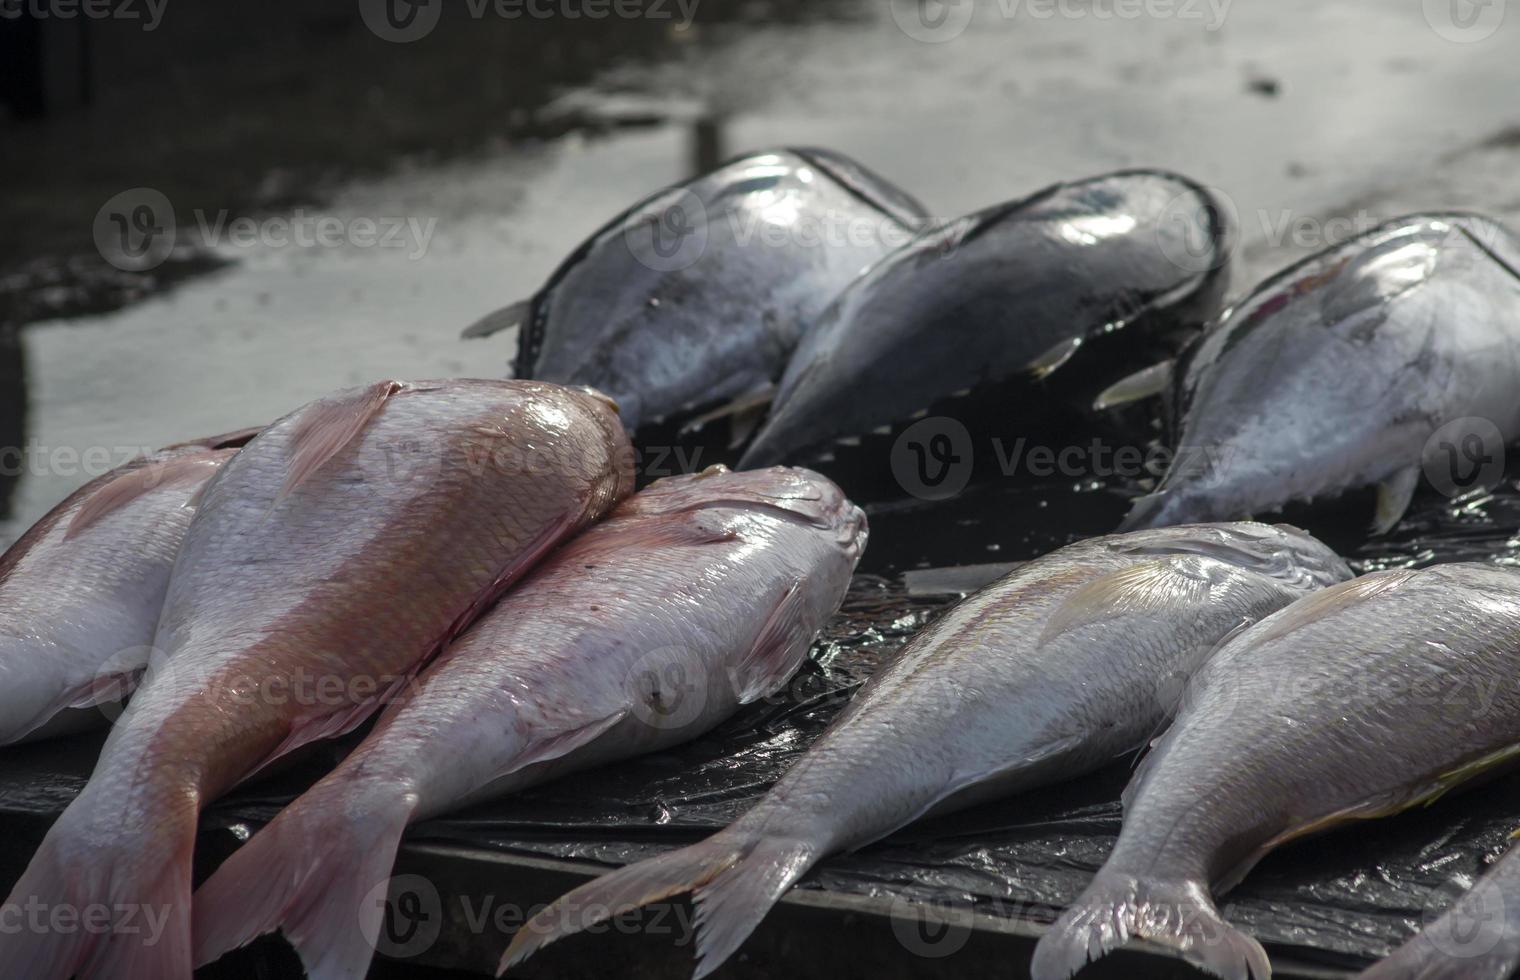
[730,579,815,703]
[1038,557,1218,647]
[1026,335,1084,379]
[461,299,531,339]
[1093,359,1175,410]
[1373,466,1420,534]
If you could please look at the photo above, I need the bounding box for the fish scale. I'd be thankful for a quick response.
[189,465,865,980]
[0,378,634,980]
[1033,562,1520,980]
[503,522,1349,979]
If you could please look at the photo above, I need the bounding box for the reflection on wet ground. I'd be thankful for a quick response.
[5,0,1520,543]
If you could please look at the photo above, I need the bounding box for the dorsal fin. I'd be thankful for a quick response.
[279,380,405,501]
[1250,569,1418,646]
[66,451,232,540]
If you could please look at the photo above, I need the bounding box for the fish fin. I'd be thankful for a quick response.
[727,400,771,450]
[1030,872,1268,980]
[492,710,628,782]
[65,451,230,540]
[680,383,776,436]
[500,824,817,979]
[0,791,196,980]
[1026,335,1085,380]
[730,579,815,704]
[194,782,416,980]
[164,424,263,450]
[241,672,414,784]
[280,380,405,502]
[0,668,144,747]
[1250,568,1420,647]
[1093,359,1175,410]
[1373,466,1420,535]
[1116,490,1177,532]
[461,299,531,340]
[1039,557,1218,646]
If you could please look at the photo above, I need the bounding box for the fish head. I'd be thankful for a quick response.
[627,465,868,561]
[1114,521,1352,592]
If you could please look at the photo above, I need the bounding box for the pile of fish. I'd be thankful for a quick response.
[6,145,1520,980]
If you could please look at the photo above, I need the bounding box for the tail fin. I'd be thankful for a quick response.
[1030,872,1269,980]
[0,797,195,980]
[192,787,414,980]
[1117,490,1180,532]
[500,827,816,979]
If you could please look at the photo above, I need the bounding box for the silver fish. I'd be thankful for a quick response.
[0,444,232,745]
[738,169,1233,468]
[503,522,1348,978]
[0,378,634,980]
[1358,836,1520,979]
[1106,212,1520,533]
[190,464,865,980]
[1033,562,1520,980]
[465,147,929,431]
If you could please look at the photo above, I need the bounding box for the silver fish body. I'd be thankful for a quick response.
[738,169,1233,467]
[1033,562,1520,980]
[0,445,232,745]
[190,465,866,980]
[0,378,634,980]
[494,148,929,430]
[1119,212,1520,532]
[504,522,1349,978]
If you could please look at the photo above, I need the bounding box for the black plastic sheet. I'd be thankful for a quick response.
[6,382,1520,974]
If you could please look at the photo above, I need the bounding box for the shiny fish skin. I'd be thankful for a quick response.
[1033,562,1520,980]
[504,147,929,430]
[503,522,1348,979]
[1120,212,1520,532]
[190,465,866,980]
[0,378,634,980]
[738,169,1232,468]
[0,446,232,745]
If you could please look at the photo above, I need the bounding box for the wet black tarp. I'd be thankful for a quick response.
[5,366,1520,975]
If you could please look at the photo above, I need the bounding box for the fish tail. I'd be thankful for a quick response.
[193,783,414,980]
[500,824,818,978]
[1030,871,1269,980]
[1117,490,1183,531]
[0,796,195,980]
